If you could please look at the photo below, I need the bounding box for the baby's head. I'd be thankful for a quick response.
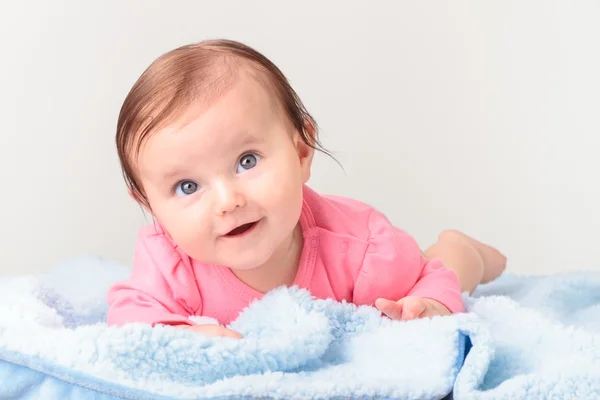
[116,39,324,270]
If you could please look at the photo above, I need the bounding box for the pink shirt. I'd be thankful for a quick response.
[107,186,464,327]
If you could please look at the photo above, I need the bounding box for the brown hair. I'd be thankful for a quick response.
[116,39,333,208]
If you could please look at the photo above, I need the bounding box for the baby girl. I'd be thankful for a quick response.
[107,39,506,338]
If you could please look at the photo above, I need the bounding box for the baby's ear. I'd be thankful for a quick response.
[301,119,318,181]
[295,134,315,184]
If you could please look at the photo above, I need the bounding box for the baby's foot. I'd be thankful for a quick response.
[439,230,507,283]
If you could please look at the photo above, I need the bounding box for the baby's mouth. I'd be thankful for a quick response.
[225,221,258,237]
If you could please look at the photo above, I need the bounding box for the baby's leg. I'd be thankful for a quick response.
[423,230,507,294]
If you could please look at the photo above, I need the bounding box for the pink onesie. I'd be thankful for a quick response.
[107,185,464,327]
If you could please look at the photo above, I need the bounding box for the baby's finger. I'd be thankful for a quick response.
[180,324,244,339]
[400,297,427,320]
[208,325,244,339]
[375,298,404,320]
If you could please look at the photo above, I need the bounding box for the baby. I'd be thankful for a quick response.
[107,39,506,338]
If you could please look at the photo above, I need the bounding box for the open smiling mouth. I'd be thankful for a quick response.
[225,220,259,237]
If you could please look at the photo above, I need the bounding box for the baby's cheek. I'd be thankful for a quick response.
[257,167,295,201]
[273,178,302,213]
[170,212,211,251]
[176,229,211,261]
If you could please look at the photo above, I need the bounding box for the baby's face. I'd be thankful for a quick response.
[135,75,313,270]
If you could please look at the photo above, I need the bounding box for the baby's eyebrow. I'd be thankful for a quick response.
[235,132,265,148]
[160,169,183,181]
[151,164,194,183]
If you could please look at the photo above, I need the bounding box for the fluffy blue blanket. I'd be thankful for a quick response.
[0,255,599,399]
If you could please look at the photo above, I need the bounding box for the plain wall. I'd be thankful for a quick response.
[1,1,599,276]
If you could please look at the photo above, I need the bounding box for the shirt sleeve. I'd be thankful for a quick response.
[106,227,202,327]
[352,209,464,313]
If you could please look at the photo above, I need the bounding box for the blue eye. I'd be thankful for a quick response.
[175,180,199,196]
[236,153,260,173]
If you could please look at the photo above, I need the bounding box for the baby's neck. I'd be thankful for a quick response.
[230,224,303,294]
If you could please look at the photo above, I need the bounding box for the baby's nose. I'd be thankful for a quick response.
[213,180,246,215]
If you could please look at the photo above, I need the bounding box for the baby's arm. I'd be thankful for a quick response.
[107,276,197,327]
[353,209,464,319]
[107,227,241,338]
[375,256,463,320]
[108,277,242,337]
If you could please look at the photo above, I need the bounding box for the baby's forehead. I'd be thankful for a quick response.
[136,87,278,183]
[126,52,289,165]
[139,71,281,154]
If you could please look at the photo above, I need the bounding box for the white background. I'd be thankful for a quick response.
[1,1,599,276]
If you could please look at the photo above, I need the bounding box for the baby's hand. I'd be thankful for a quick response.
[375,296,451,320]
[176,324,243,339]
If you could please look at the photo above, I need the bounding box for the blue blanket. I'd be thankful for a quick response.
[0,255,599,399]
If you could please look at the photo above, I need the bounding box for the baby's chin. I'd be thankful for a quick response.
[218,255,271,271]
[191,252,271,270]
